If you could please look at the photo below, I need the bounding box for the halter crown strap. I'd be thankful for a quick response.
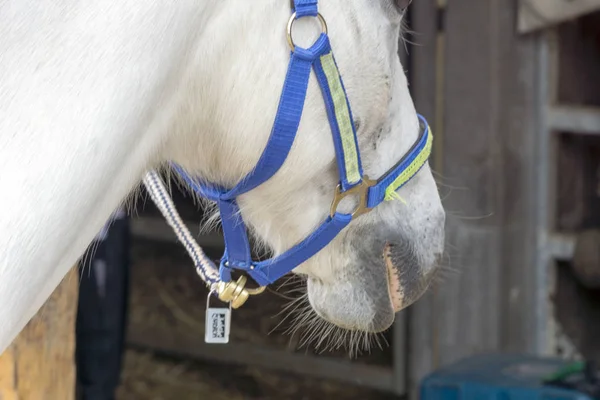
[292,0,319,17]
[171,0,433,287]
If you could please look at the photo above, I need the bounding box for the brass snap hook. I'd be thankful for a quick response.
[217,275,266,309]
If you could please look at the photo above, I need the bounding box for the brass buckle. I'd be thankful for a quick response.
[329,176,377,220]
[286,12,328,51]
[217,275,266,309]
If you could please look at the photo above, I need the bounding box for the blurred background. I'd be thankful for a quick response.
[5,1,600,399]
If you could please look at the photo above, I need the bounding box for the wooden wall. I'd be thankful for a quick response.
[0,267,78,400]
[407,0,542,397]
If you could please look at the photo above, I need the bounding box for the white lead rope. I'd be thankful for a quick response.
[142,169,266,344]
[142,170,221,291]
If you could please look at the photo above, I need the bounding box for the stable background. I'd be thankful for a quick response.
[2,0,600,399]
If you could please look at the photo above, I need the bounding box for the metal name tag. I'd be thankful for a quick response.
[205,292,231,344]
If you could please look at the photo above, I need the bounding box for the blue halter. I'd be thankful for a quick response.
[171,0,432,288]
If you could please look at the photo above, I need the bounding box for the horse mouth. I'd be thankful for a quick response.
[384,242,406,312]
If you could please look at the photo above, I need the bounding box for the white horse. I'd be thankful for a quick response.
[0,0,445,355]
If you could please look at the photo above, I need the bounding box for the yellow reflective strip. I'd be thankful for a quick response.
[384,130,433,201]
[320,52,361,184]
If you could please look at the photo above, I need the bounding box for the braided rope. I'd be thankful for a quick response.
[142,170,220,290]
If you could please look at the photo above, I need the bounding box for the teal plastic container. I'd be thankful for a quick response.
[420,353,595,400]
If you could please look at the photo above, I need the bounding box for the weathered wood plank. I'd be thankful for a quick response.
[408,0,544,397]
[518,0,600,33]
[406,1,440,398]
[126,323,395,393]
[0,266,78,400]
[549,106,600,136]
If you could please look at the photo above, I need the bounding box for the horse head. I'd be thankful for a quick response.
[0,0,443,353]
[165,0,445,335]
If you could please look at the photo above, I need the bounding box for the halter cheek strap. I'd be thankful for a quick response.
[171,0,433,288]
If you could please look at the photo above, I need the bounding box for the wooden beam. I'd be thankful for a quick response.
[549,106,600,136]
[0,266,79,400]
[518,0,600,33]
[408,0,548,397]
[126,324,395,393]
[549,233,576,261]
[406,1,441,398]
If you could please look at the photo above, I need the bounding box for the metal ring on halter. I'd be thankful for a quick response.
[286,12,328,51]
[217,275,266,309]
[329,176,377,220]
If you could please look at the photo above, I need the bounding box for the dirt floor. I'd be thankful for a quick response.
[116,234,399,400]
[116,349,396,400]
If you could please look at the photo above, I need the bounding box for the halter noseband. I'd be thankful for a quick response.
[171,0,432,293]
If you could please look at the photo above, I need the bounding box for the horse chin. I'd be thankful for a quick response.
[304,251,398,334]
[306,278,395,333]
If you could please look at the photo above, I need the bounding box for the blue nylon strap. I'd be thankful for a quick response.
[169,163,223,201]
[218,200,252,275]
[210,35,330,201]
[366,114,430,209]
[293,0,319,17]
[246,115,430,286]
[218,54,311,200]
[246,213,352,286]
[168,0,434,288]
[173,33,333,285]
[313,51,364,192]
[170,35,332,204]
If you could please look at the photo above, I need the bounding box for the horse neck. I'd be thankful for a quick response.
[0,0,215,353]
